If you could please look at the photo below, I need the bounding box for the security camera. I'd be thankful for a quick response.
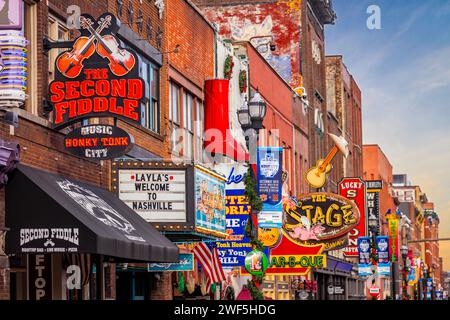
[270,43,276,51]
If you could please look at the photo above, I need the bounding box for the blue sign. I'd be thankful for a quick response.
[358,237,372,276]
[376,236,390,276]
[408,267,416,282]
[147,254,194,272]
[217,188,269,268]
[358,237,371,264]
[376,236,389,264]
[257,147,283,228]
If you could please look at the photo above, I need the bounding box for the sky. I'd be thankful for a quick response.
[325,0,450,270]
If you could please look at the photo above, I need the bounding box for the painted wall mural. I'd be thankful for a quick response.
[202,1,302,87]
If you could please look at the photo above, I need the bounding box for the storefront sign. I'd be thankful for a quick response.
[408,267,417,284]
[118,169,187,222]
[0,0,23,29]
[50,13,145,129]
[358,236,372,276]
[28,254,52,300]
[334,286,345,295]
[376,236,389,263]
[366,180,383,192]
[392,187,415,203]
[195,166,226,234]
[269,254,326,269]
[244,250,268,276]
[214,164,251,267]
[369,285,380,298]
[258,227,282,248]
[339,178,367,256]
[19,228,79,253]
[426,278,433,300]
[376,236,391,276]
[366,190,380,236]
[257,147,283,228]
[64,124,133,160]
[147,253,194,272]
[217,188,252,267]
[283,193,360,251]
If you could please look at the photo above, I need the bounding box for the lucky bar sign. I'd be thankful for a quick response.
[339,178,367,257]
[50,13,145,129]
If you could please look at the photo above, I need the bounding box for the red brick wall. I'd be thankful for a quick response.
[150,272,173,300]
[0,0,169,300]
[167,0,215,88]
[302,1,328,187]
[363,145,396,235]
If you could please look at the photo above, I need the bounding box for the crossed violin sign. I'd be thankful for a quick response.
[56,15,136,78]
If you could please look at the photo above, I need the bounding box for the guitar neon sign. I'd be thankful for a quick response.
[49,13,145,129]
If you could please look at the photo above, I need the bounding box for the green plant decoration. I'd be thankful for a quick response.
[224,55,234,80]
[224,285,235,300]
[239,70,247,93]
[243,164,265,300]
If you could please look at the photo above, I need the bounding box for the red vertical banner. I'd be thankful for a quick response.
[338,178,367,257]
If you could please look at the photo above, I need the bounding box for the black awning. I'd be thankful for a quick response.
[5,164,179,263]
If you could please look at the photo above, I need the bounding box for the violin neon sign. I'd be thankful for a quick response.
[49,13,145,129]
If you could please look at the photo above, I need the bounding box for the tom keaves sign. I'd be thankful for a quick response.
[118,170,187,222]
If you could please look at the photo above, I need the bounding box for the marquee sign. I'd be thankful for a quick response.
[112,162,228,239]
[339,178,367,257]
[117,169,187,223]
[64,124,133,160]
[283,193,360,251]
[50,13,145,129]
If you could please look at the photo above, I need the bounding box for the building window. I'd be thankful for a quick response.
[182,91,194,161]
[169,82,204,162]
[139,57,160,133]
[48,14,69,83]
[169,82,181,155]
[194,101,204,162]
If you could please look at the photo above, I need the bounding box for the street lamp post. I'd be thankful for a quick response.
[400,245,408,299]
[421,263,427,300]
[237,89,267,300]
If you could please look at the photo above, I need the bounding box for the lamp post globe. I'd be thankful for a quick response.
[401,245,408,261]
[248,90,266,130]
[237,98,251,131]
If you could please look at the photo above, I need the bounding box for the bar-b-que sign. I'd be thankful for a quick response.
[49,13,144,160]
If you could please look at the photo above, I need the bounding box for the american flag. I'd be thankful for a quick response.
[193,242,226,293]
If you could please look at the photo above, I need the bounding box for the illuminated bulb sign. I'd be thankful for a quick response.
[49,13,145,160]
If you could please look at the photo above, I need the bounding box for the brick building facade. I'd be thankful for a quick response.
[0,0,206,300]
[326,56,363,192]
